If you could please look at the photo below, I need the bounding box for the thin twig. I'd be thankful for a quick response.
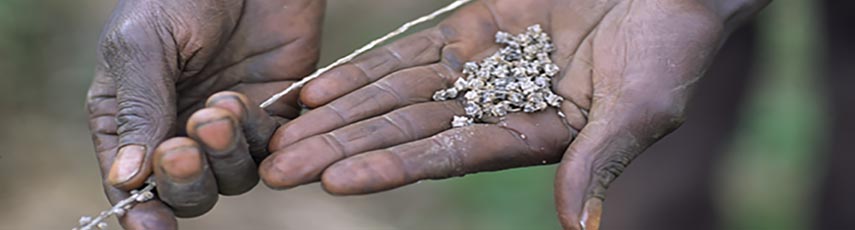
[74,181,157,230]
[259,0,473,108]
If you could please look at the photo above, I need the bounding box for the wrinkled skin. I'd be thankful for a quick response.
[85,0,324,228]
[258,0,767,229]
[87,0,771,229]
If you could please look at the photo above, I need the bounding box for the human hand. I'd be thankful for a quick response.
[85,0,323,228]
[258,0,766,229]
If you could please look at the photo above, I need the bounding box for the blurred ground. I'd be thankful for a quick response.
[0,0,835,229]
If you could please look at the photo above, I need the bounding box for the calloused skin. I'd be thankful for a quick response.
[86,0,324,228]
[258,0,767,229]
[88,0,769,229]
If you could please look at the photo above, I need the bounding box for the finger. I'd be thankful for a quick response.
[186,107,258,195]
[99,18,181,190]
[554,2,720,228]
[260,100,464,189]
[102,157,178,230]
[206,91,280,163]
[320,108,572,195]
[153,137,218,218]
[89,70,177,228]
[553,113,678,230]
[271,63,460,150]
[232,81,301,119]
[300,28,446,108]
[553,120,622,230]
[112,189,178,230]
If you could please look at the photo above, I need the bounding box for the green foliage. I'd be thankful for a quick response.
[718,0,827,229]
[445,165,561,230]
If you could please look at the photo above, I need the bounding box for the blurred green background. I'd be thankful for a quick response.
[0,0,830,229]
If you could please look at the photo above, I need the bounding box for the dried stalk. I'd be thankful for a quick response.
[74,181,156,230]
[259,0,473,108]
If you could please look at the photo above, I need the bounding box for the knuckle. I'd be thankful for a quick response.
[86,76,118,116]
[100,20,148,56]
[320,133,347,158]
[589,153,634,199]
[86,95,117,118]
[91,116,118,135]
[115,95,174,140]
[116,110,151,135]
[372,80,406,105]
[99,13,176,70]
[639,96,688,131]
[381,113,415,140]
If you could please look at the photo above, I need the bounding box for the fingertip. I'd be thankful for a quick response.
[581,198,603,230]
[187,107,237,131]
[320,162,358,195]
[196,119,237,152]
[108,144,150,190]
[119,200,177,230]
[154,137,198,155]
[319,163,350,195]
[206,91,250,119]
[557,213,583,230]
[258,168,289,190]
[258,149,324,190]
[268,123,299,152]
[187,108,239,152]
[300,76,336,108]
[555,198,602,230]
[268,108,346,151]
[154,137,204,183]
[302,65,368,108]
[258,154,299,190]
[321,153,407,195]
[153,137,219,218]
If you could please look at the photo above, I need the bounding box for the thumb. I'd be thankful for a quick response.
[554,104,685,230]
[102,17,179,191]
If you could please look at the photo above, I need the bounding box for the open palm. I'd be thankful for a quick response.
[251,0,764,229]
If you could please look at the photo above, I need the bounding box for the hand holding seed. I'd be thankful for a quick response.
[260,0,749,229]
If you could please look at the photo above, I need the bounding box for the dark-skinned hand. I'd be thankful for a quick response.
[259,0,768,229]
[85,0,324,228]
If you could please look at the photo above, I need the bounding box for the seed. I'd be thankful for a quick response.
[452,116,474,127]
[432,24,565,127]
[464,101,483,118]
[454,78,469,90]
[445,88,459,99]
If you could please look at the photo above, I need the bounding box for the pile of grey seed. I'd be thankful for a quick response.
[432,24,564,128]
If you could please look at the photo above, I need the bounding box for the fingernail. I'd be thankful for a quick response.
[208,95,245,118]
[580,198,603,230]
[196,119,236,152]
[160,147,204,182]
[109,145,146,185]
